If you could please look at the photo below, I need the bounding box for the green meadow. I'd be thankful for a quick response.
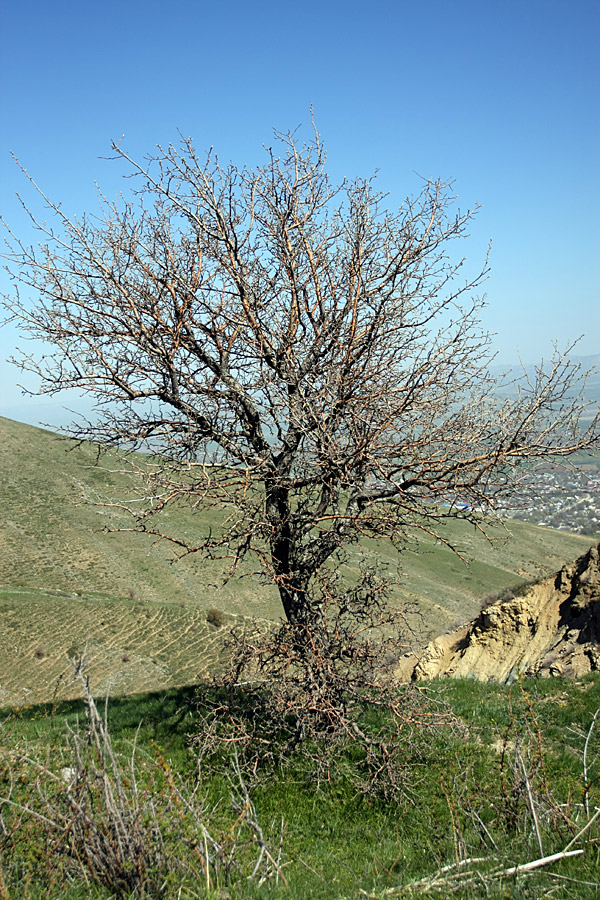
[3,676,600,899]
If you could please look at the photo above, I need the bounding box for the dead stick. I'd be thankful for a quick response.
[495,848,583,878]
[563,805,600,853]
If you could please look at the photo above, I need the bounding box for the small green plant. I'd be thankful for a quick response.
[206,608,225,628]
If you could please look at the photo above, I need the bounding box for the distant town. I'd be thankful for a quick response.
[500,461,600,536]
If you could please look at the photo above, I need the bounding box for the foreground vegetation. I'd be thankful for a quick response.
[3,674,600,899]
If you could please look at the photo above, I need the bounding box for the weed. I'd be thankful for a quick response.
[479,587,516,611]
[4,673,600,898]
[206,608,226,628]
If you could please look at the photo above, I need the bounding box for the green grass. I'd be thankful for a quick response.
[3,676,600,899]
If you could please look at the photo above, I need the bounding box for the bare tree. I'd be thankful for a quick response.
[2,124,598,641]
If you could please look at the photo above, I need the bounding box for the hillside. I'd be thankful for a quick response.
[1,415,597,705]
[0,416,276,616]
[0,585,236,708]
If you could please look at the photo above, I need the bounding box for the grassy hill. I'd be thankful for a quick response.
[1,415,596,705]
[0,585,238,708]
[0,416,275,615]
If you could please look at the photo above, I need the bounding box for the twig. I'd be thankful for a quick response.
[494,847,583,877]
[515,742,544,857]
[360,858,489,895]
[583,708,600,821]
[366,844,589,896]
[546,871,600,888]
[0,853,10,900]
[298,856,325,881]
[562,805,600,853]
[469,805,499,851]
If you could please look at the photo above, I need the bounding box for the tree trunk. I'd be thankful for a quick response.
[265,481,305,625]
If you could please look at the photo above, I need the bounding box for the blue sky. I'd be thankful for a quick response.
[1,0,598,426]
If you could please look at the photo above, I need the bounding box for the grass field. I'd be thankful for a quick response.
[3,674,600,899]
[0,585,244,707]
[2,414,598,705]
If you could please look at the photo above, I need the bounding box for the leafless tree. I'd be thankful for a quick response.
[2,123,598,649]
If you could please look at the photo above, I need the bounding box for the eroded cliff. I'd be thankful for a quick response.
[397,543,600,683]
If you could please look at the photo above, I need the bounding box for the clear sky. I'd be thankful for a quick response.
[1,0,598,427]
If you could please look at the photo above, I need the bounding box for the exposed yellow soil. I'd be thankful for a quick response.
[397,543,600,683]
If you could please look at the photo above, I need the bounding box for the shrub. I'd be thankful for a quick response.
[206,608,225,628]
[479,591,499,611]
[480,587,516,612]
[0,672,286,898]
[193,608,456,798]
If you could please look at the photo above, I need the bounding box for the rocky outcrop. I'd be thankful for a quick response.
[396,543,600,683]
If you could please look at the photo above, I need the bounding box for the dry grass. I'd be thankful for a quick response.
[0,586,264,707]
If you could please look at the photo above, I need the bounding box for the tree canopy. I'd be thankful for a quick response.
[3,125,598,632]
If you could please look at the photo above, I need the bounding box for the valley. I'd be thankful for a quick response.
[1,415,597,705]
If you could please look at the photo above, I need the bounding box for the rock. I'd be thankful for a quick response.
[400,542,600,683]
[60,766,77,785]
